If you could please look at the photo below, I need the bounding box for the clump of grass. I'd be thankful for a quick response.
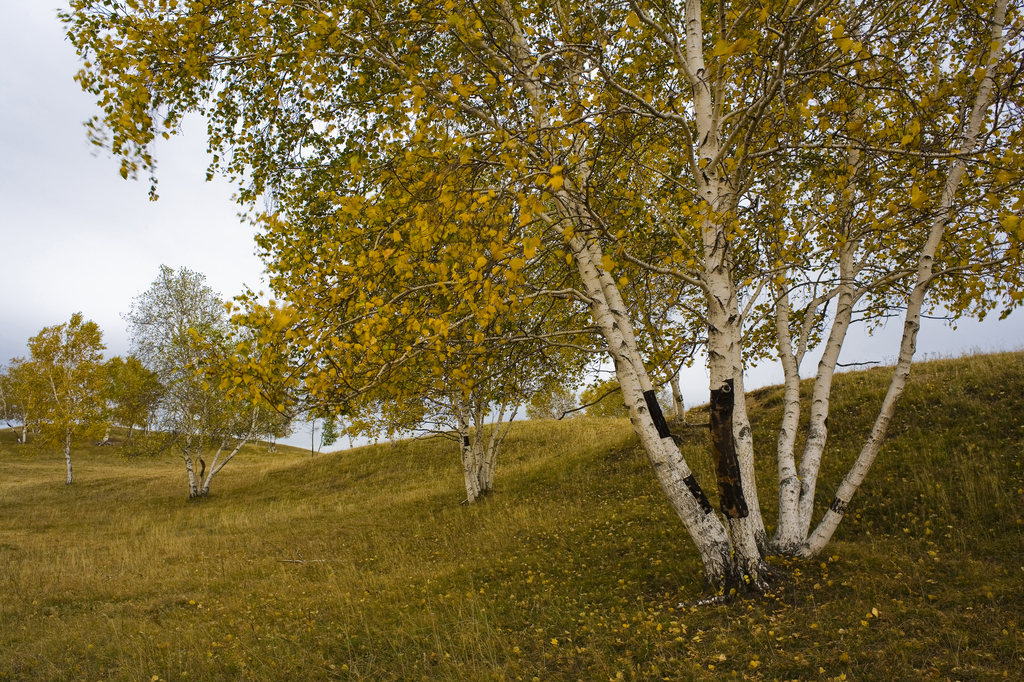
[1,353,1022,681]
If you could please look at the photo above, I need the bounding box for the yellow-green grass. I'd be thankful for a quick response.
[1,352,1022,681]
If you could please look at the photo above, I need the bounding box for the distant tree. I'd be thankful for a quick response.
[526,381,577,421]
[0,362,32,442]
[7,359,44,445]
[304,408,339,456]
[579,379,629,419]
[126,266,286,497]
[104,355,163,450]
[24,313,108,484]
[339,353,526,504]
[319,414,339,452]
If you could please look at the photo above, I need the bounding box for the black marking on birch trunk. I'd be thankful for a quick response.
[710,379,749,519]
[683,475,714,514]
[829,496,848,515]
[463,435,470,448]
[643,390,672,439]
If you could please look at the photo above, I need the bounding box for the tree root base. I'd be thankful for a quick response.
[680,559,790,609]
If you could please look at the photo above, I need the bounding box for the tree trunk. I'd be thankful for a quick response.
[200,431,252,497]
[503,0,761,589]
[457,405,480,504]
[64,430,73,485]
[680,0,770,581]
[793,237,861,544]
[772,238,861,552]
[669,371,685,424]
[771,286,805,552]
[183,433,201,498]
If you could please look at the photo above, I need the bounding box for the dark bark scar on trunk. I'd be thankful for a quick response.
[710,378,748,519]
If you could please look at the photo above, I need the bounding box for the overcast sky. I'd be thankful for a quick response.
[2,2,1022,447]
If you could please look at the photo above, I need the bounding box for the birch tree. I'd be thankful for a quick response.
[526,380,577,420]
[65,0,1023,590]
[125,265,287,496]
[104,355,163,449]
[1,360,38,444]
[22,314,108,484]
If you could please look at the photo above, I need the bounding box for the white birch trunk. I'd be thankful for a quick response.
[64,429,73,485]
[184,453,200,498]
[183,434,201,498]
[792,284,857,534]
[457,405,480,504]
[669,372,685,424]
[771,287,805,551]
[477,402,502,494]
[478,402,516,495]
[200,408,259,496]
[201,438,246,495]
[776,202,861,550]
[804,0,1007,555]
[472,399,488,493]
[569,237,733,586]
[792,137,865,540]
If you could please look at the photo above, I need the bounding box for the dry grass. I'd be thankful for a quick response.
[1,352,1022,681]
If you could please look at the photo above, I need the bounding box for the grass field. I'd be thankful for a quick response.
[1,351,1022,681]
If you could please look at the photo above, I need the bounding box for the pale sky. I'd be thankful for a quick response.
[1,2,1021,446]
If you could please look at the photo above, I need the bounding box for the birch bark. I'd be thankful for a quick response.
[669,372,685,425]
[457,404,481,504]
[183,433,201,498]
[771,286,804,550]
[64,430,73,485]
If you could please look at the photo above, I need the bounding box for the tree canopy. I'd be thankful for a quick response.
[22,313,108,484]
[64,0,1024,588]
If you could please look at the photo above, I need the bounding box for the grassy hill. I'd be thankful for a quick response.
[1,352,1022,681]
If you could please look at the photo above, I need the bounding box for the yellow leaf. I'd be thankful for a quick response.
[626,11,640,28]
[548,175,565,190]
[910,184,926,209]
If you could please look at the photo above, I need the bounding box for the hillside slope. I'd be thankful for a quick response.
[1,352,1022,681]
